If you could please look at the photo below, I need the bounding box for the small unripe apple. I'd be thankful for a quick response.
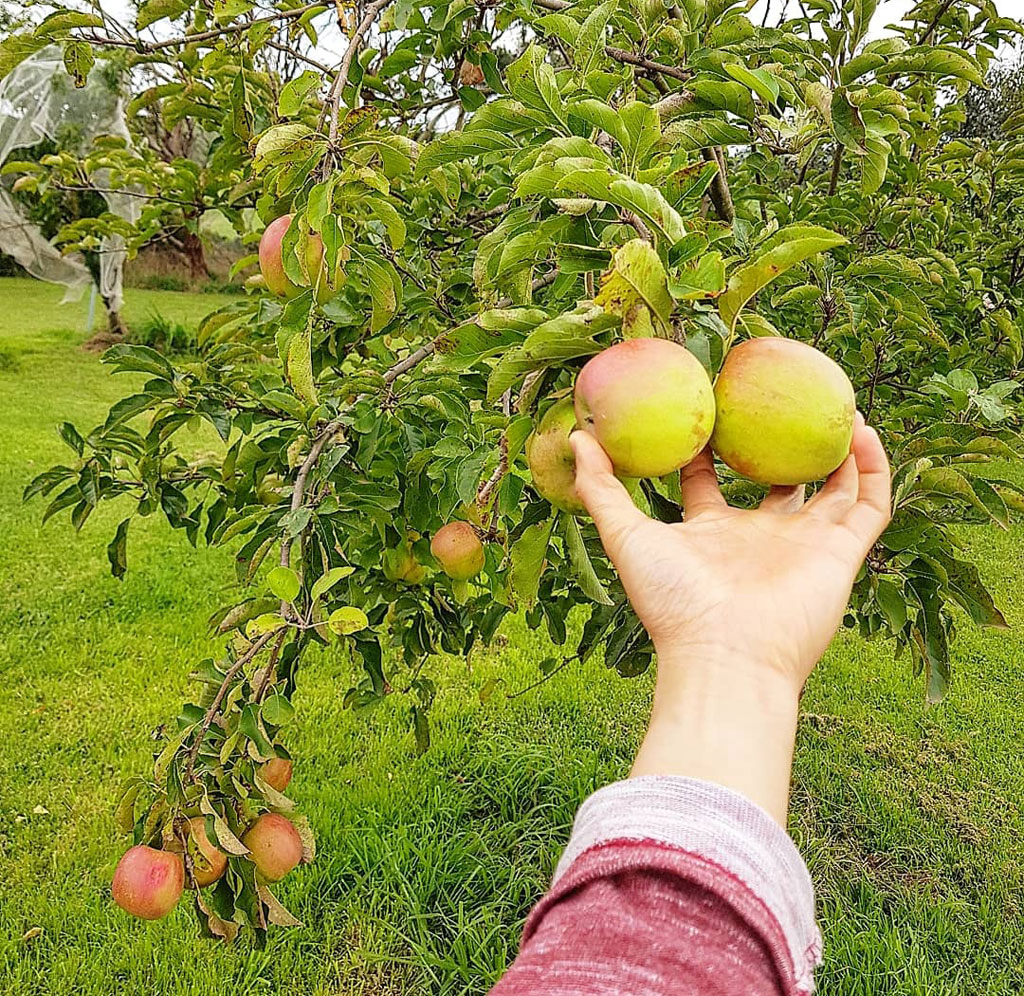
[111,845,184,919]
[260,757,293,793]
[242,813,303,883]
[711,337,856,485]
[430,522,484,581]
[574,338,715,478]
[187,817,228,888]
[525,398,586,515]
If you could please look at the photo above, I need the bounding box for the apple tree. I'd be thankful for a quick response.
[10,0,1024,937]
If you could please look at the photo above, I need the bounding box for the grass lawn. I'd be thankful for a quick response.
[1,275,1023,995]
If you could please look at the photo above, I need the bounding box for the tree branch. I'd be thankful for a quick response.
[185,628,279,783]
[77,3,324,53]
[701,147,735,223]
[325,0,396,146]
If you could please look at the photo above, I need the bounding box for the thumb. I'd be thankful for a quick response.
[570,431,647,558]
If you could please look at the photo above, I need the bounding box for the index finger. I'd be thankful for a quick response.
[841,421,892,552]
[679,446,726,519]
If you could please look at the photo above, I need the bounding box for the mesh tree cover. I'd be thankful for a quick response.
[0,46,137,310]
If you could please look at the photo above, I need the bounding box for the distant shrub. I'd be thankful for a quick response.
[129,311,197,355]
[0,347,20,373]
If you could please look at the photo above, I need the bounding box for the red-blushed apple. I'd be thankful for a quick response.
[111,845,185,919]
[258,215,341,303]
[260,757,293,793]
[574,338,715,478]
[712,337,855,485]
[242,812,303,883]
[526,398,587,515]
[187,817,228,888]
[430,522,485,580]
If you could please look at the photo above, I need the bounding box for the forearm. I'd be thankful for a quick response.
[630,646,802,826]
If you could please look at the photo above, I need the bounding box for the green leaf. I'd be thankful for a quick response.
[718,225,847,332]
[278,69,320,117]
[286,327,318,406]
[831,87,867,152]
[510,518,556,610]
[569,99,630,150]
[0,33,48,81]
[556,170,687,244]
[267,566,301,603]
[882,47,985,87]
[594,238,672,334]
[261,694,296,727]
[328,606,369,635]
[364,196,407,250]
[874,578,907,631]
[102,343,175,379]
[62,40,95,87]
[415,130,515,175]
[35,10,105,33]
[663,118,750,151]
[310,566,356,604]
[723,62,780,105]
[618,100,661,171]
[692,80,756,120]
[576,0,617,77]
[107,518,130,579]
[114,778,145,833]
[487,304,617,401]
[137,0,192,29]
[506,44,567,128]
[564,517,613,604]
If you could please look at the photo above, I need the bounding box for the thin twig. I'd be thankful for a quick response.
[254,630,288,704]
[325,0,396,146]
[77,4,324,53]
[184,628,278,783]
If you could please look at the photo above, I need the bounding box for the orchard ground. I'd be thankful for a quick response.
[0,276,1023,995]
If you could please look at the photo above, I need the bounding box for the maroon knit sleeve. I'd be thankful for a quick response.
[489,777,821,996]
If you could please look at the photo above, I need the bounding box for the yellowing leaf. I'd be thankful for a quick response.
[327,606,369,635]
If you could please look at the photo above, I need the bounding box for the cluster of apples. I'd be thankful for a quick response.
[528,336,856,514]
[111,758,301,920]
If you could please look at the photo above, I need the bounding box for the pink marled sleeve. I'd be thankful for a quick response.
[489,776,822,996]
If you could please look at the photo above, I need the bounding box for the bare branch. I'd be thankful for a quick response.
[76,3,325,53]
[325,0,396,146]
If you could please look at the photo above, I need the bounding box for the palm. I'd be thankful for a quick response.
[571,422,891,687]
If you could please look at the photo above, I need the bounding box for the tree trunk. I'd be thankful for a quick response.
[178,230,212,282]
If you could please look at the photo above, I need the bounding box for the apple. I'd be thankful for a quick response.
[187,817,228,888]
[242,812,303,883]
[258,215,341,303]
[111,845,185,919]
[574,338,716,478]
[382,543,426,584]
[430,522,484,580]
[712,337,855,485]
[260,757,293,793]
[525,397,586,515]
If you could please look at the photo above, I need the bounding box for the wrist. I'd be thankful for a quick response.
[631,643,803,826]
[651,638,807,702]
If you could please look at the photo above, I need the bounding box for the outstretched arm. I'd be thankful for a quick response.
[490,416,891,996]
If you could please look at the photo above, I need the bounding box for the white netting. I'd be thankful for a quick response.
[0,46,138,311]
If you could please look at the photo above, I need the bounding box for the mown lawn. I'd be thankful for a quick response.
[0,275,1022,995]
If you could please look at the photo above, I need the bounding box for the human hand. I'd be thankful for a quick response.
[570,414,891,693]
[570,415,891,822]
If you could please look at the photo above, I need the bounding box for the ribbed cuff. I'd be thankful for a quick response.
[553,775,822,994]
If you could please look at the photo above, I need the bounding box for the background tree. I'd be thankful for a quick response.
[5,0,1024,939]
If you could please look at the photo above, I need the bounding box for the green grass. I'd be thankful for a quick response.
[1,275,1023,995]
